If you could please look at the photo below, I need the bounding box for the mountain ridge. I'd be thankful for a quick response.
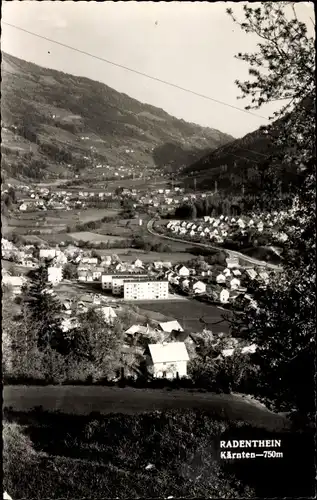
[1,52,234,180]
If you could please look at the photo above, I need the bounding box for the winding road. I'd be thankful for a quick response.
[147,219,281,270]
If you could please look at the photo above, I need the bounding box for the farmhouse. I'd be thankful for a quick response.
[145,341,190,379]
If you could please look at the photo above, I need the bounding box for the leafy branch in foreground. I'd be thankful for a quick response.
[227,2,315,117]
[227,2,316,415]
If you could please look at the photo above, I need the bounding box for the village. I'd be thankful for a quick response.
[3,181,215,218]
[159,211,291,247]
[2,229,266,381]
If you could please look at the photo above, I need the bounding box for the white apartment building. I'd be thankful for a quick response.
[101,274,113,290]
[101,273,148,295]
[47,266,63,285]
[124,279,169,300]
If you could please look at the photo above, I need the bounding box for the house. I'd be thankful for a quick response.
[216,273,226,284]
[232,269,242,276]
[226,257,240,269]
[82,257,98,265]
[246,268,257,280]
[223,268,231,277]
[176,265,190,277]
[2,275,26,295]
[125,324,152,336]
[23,259,38,268]
[220,288,230,303]
[134,258,144,268]
[92,267,104,280]
[101,256,112,267]
[145,342,190,379]
[181,278,190,290]
[193,281,207,295]
[237,218,246,228]
[47,266,63,285]
[78,271,87,282]
[258,271,270,284]
[39,249,56,260]
[97,306,117,324]
[230,277,241,290]
[159,320,183,333]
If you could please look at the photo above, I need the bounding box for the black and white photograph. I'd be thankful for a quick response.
[1,1,316,499]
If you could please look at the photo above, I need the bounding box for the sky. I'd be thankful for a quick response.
[1,1,315,138]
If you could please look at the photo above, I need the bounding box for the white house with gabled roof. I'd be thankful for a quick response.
[177,265,190,277]
[146,341,189,379]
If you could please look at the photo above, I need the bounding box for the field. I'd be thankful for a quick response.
[11,208,120,224]
[137,299,230,334]
[69,232,127,243]
[115,251,198,263]
[3,386,289,430]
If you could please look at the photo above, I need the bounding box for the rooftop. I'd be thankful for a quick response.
[148,342,189,363]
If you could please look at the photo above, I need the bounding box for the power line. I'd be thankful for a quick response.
[3,21,270,121]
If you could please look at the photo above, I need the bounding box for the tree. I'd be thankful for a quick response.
[21,264,64,351]
[71,309,124,380]
[227,3,316,416]
[2,290,45,381]
[63,263,78,280]
[8,187,17,204]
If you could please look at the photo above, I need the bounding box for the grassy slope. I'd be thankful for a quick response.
[180,114,297,195]
[1,52,234,180]
[3,409,315,499]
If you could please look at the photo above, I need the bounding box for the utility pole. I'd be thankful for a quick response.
[194,178,196,191]
[214,180,218,194]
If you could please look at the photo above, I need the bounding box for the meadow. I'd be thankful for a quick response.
[137,299,230,334]
[69,232,127,243]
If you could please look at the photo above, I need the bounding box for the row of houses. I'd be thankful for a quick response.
[166,212,290,244]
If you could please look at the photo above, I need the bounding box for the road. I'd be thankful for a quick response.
[3,385,291,431]
[147,219,281,270]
